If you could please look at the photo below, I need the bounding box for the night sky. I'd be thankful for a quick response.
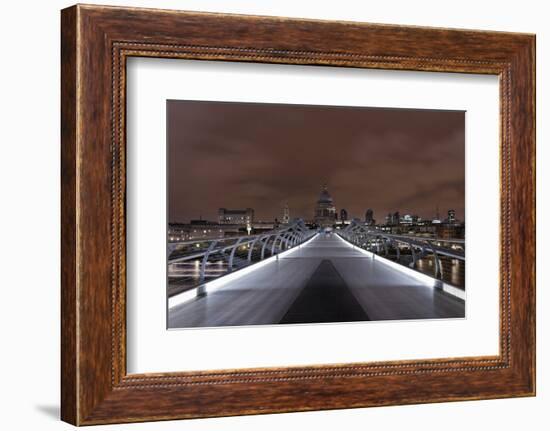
[168,100,464,224]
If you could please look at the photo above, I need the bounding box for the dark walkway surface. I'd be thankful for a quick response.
[168,233,465,328]
[280,260,369,324]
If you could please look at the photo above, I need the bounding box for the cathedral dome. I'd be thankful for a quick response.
[317,185,333,204]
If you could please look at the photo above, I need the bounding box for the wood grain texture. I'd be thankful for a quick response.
[60,6,78,425]
[60,4,536,425]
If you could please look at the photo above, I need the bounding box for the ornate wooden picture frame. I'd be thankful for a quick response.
[61,4,535,425]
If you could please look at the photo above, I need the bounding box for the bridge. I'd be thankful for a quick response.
[167,221,465,328]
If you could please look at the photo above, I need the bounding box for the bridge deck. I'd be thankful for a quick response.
[168,233,465,328]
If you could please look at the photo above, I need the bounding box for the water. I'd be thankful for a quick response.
[415,256,465,288]
[168,260,228,296]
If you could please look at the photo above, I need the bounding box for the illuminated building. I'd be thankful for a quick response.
[168,220,242,241]
[218,208,254,232]
[314,184,336,228]
[447,209,456,223]
[365,208,375,225]
[340,208,348,222]
[282,202,290,224]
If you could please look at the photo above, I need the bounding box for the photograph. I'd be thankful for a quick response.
[166,100,466,328]
[0,0,541,427]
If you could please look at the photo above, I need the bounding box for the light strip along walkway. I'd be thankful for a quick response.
[168,233,465,329]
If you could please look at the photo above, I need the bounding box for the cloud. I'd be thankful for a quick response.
[168,101,465,222]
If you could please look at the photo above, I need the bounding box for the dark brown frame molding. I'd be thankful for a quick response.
[61,4,536,425]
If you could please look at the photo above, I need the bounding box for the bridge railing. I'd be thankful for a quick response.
[339,221,465,289]
[167,220,316,298]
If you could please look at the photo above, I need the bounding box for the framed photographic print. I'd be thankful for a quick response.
[61,4,535,425]
[164,99,466,329]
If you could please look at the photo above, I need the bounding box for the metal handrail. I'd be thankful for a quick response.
[169,221,311,262]
[168,220,315,296]
[383,234,465,245]
[339,220,465,281]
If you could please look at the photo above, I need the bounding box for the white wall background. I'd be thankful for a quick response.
[0,0,546,429]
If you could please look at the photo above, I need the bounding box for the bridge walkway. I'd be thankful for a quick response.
[168,233,464,328]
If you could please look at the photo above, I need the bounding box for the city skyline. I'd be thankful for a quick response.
[168,100,465,223]
[169,185,461,224]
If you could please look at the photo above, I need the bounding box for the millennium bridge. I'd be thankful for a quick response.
[167,220,465,328]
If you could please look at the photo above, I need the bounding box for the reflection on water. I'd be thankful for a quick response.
[168,260,229,296]
[169,260,227,278]
[416,256,464,288]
